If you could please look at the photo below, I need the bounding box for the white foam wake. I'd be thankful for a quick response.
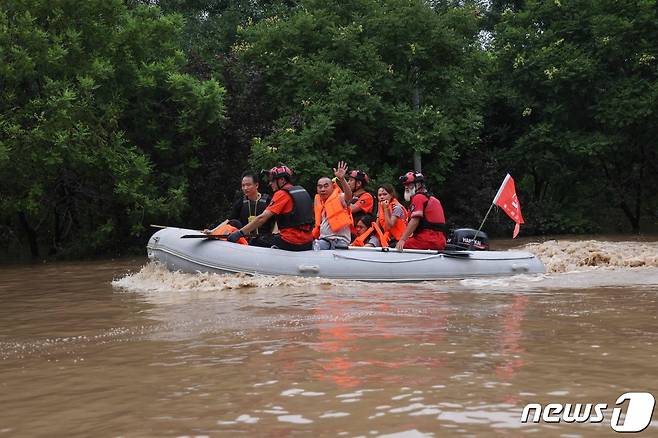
[523,240,658,273]
[113,240,658,293]
[112,262,344,293]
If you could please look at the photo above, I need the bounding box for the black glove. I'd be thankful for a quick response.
[227,230,244,243]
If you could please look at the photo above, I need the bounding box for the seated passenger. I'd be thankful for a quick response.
[228,171,274,247]
[312,162,353,250]
[376,184,408,247]
[227,165,314,251]
[347,169,374,226]
[352,215,386,247]
[396,171,447,251]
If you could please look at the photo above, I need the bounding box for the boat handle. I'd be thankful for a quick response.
[298,265,320,273]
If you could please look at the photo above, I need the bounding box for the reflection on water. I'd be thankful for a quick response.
[0,240,657,436]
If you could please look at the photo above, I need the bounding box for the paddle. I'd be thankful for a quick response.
[178,219,231,239]
[150,224,168,229]
[182,219,232,239]
[181,234,230,239]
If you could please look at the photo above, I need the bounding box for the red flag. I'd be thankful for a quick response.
[493,174,525,238]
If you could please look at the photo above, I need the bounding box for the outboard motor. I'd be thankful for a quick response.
[446,228,489,251]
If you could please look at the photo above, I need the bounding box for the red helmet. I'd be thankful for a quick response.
[399,171,424,185]
[348,169,369,184]
[266,165,293,181]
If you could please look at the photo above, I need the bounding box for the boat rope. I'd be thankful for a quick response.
[332,253,444,263]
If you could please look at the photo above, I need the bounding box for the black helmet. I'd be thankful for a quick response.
[399,171,424,185]
[262,165,293,181]
[348,169,369,184]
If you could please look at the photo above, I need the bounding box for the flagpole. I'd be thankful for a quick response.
[467,202,495,251]
[466,174,515,250]
[492,173,511,205]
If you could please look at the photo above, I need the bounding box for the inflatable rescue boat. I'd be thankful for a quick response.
[147,227,545,281]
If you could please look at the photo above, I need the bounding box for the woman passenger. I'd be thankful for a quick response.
[376,184,408,247]
[352,215,383,247]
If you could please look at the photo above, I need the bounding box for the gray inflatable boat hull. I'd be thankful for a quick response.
[147,228,545,281]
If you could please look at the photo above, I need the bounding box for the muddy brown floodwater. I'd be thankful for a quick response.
[1,239,657,437]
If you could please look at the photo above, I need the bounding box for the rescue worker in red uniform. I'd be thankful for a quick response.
[227,165,314,251]
[347,170,374,227]
[396,171,447,251]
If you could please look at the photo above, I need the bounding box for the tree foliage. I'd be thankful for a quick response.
[1,0,656,259]
[236,0,485,190]
[0,0,225,257]
[486,0,658,233]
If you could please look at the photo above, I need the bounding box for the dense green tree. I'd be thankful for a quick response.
[235,0,485,191]
[2,0,656,260]
[155,0,299,71]
[488,0,658,233]
[142,0,301,230]
[0,0,225,257]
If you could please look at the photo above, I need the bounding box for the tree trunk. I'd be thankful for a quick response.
[18,211,40,258]
[600,159,641,234]
[51,208,61,256]
[411,65,421,172]
[619,200,640,233]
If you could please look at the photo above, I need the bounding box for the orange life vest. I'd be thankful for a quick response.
[212,224,248,245]
[313,183,353,239]
[377,198,407,241]
[352,221,388,247]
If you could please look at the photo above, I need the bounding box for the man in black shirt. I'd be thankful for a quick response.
[228,171,274,246]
